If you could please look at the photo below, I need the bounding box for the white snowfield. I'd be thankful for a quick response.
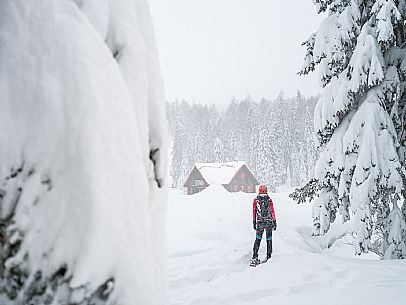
[167,185,406,305]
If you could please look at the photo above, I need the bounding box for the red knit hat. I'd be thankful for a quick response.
[259,185,268,194]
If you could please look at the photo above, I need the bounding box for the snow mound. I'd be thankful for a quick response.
[198,184,231,195]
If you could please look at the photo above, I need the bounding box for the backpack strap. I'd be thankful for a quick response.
[269,197,276,221]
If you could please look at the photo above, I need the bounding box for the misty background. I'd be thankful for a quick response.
[150,0,323,106]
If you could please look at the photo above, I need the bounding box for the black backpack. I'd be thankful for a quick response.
[256,195,271,220]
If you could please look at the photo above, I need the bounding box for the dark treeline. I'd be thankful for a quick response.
[166,92,319,191]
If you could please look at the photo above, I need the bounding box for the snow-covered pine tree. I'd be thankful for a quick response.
[235,96,255,163]
[269,92,289,186]
[245,103,259,170]
[383,196,406,258]
[295,0,406,258]
[254,99,274,189]
[256,126,275,189]
[0,0,168,304]
[171,111,187,187]
[288,92,303,186]
[214,138,224,163]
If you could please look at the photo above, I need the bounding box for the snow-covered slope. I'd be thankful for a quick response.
[0,1,167,305]
[167,187,406,305]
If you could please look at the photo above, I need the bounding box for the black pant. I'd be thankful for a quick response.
[252,221,273,259]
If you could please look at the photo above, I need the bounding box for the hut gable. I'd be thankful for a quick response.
[183,166,207,186]
[226,164,260,193]
[183,162,259,195]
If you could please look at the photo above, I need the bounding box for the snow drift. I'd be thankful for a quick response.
[0,1,168,304]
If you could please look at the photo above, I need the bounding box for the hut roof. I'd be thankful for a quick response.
[194,161,247,185]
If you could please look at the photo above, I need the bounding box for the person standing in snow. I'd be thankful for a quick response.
[250,185,277,266]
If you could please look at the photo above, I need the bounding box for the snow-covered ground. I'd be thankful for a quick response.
[167,185,406,305]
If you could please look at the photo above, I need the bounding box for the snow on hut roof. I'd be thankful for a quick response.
[195,161,247,185]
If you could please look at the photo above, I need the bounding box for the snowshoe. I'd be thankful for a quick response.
[249,258,260,267]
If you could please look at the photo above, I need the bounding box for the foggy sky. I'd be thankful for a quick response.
[149,0,323,105]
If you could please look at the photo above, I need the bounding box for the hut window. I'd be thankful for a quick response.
[195,179,204,186]
[233,186,239,192]
[240,172,245,180]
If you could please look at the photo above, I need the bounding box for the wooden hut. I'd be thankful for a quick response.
[183,162,259,195]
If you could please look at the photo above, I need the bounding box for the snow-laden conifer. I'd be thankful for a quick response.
[295,0,406,258]
[384,197,406,258]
